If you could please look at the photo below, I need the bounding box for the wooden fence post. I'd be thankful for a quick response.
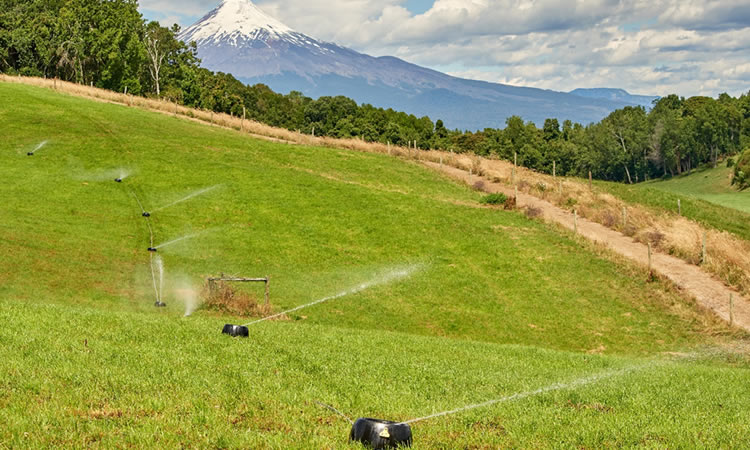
[678,199,682,216]
[648,243,652,279]
[589,171,593,190]
[553,160,556,178]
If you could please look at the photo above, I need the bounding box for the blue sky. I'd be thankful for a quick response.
[139,0,750,97]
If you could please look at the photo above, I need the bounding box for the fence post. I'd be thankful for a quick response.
[589,171,593,190]
[242,106,246,132]
[648,243,652,279]
[678,199,682,216]
[701,232,707,265]
[553,160,556,178]
[574,210,578,233]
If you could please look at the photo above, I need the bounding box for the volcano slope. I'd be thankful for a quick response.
[1,82,749,447]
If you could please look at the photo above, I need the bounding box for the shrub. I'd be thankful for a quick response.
[727,157,735,168]
[480,193,507,205]
[732,149,750,190]
[525,206,543,218]
[201,281,274,318]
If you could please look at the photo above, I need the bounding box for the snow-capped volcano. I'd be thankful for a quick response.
[181,0,298,47]
[180,0,642,129]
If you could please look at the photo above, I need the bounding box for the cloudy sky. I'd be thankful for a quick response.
[139,0,750,97]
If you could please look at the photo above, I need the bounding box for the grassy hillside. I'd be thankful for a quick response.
[1,82,749,447]
[638,164,750,214]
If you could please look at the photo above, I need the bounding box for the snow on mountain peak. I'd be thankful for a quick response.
[180,0,294,46]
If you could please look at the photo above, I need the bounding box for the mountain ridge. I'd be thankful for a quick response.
[179,0,652,129]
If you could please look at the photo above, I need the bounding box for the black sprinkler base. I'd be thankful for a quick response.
[115,178,122,183]
[154,302,167,307]
[350,418,412,449]
[27,152,34,156]
[222,324,249,338]
[142,212,151,217]
[147,247,157,252]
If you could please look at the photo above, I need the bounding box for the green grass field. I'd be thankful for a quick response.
[2,82,750,447]
[639,164,750,214]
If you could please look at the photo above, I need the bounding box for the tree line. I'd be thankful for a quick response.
[3,0,749,184]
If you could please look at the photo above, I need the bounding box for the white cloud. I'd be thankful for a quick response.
[140,0,750,97]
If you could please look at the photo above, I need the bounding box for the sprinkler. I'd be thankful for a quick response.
[115,178,122,183]
[148,247,157,252]
[222,324,249,338]
[350,418,412,449]
[154,301,167,307]
[27,152,34,156]
[142,212,151,217]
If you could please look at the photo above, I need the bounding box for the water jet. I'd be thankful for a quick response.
[350,418,412,449]
[222,324,249,338]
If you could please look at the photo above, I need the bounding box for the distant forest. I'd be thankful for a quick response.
[3,0,750,183]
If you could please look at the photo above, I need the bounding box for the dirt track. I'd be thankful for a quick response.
[424,161,750,332]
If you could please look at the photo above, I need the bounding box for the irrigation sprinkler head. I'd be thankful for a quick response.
[27,152,34,156]
[115,178,122,183]
[222,324,249,338]
[147,247,157,252]
[154,301,167,307]
[350,418,412,449]
[142,212,151,217]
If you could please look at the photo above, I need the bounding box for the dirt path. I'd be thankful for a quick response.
[424,161,750,332]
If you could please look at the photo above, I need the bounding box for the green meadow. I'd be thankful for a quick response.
[1,82,749,447]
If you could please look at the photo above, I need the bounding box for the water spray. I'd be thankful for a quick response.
[327,362,653,448]
[153,185,220,212]
[221,265,422,338]
[27,140,48,156]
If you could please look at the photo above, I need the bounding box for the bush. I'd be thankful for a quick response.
[732,149,750,190]
[727,157,735,168]
[480,193,507,205]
